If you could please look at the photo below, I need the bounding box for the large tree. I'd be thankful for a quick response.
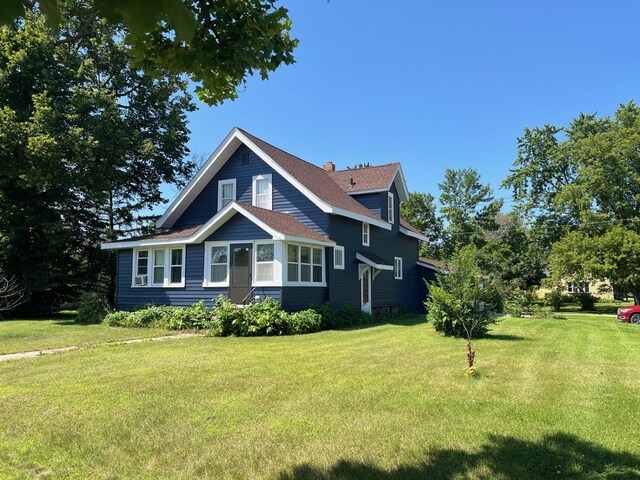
[400,192,443,259]
[503,102,640,303]
[438,168,504,258]
[0,0,298,106]
[0,1,196,312]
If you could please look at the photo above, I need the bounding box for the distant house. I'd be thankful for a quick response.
[102,128,436,313]
[538,279,614,301]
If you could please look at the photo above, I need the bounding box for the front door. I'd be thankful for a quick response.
[360,265,372,314]
[229,244,252,304]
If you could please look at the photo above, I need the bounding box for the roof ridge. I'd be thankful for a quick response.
[237,128,327,172]
[332,162,400,173]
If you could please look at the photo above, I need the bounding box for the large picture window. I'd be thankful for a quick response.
[287,244,324,284]
[133,246,185,287]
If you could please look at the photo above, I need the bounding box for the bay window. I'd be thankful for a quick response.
[204,243,229,286]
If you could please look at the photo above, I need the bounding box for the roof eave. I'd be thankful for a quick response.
[399,226,429,242]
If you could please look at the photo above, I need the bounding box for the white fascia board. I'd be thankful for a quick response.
[191,202,283,243]
[416,261,438,271]
[282,235,335,247]
[345,188,388,196]
[399,226,430,242]
[332,208,391,230]
[101,239,189,250]
[391,165,410,202]
[355,252,394,271]
[235,130,333,214]
[156,129,242,229]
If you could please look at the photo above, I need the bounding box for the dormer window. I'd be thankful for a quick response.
[252,174,272,210]
[218,179,236,211]
[388,192,395,224]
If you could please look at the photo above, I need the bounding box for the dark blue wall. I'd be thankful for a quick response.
[281,287,328,312]
[115,246,282,310]
[206,214,272,241]
[173,145,328,234]
[351,192,382,217]
[327,195,420,312]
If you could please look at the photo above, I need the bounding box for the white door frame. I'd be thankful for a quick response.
[359,264,372,314]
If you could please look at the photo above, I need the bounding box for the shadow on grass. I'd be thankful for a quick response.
[278,433,640,480]
[341,315,425,331]
[483,333,526,341]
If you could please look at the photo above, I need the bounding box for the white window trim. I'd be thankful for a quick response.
[362,222,370,247]
[394,256,403,280]
[252,174,273,210]
[285,242,326,287]
[203,241,230,287]
[217,178,237,211]
[333,245,345,270]
[253,240,283,287]
[131,245,185,288]
[388,192,395,224]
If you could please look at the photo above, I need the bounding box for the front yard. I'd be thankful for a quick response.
[1,314,639,479]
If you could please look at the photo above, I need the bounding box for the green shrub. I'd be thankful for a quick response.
[544,290,565,311]
[573,292,597,311]
[210,295,243,336]
[505,288,537,318]
[104,311,131,327]
[288,309,322,334]
[76,292,111,324]
[310,302,336,330]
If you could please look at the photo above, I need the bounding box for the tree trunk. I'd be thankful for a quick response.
[466,336,475,368]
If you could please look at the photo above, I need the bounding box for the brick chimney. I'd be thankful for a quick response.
[323,161,335,171]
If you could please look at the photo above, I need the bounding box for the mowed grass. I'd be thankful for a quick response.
[1,315,639,479]
[0,312,176,354]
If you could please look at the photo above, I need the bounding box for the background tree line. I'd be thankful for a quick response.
[402,102,640,306]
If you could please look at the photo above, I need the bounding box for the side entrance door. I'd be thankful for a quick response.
[229,244,252,304]
[360,265,372,314]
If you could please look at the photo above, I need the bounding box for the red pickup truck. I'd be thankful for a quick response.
[617,305,640,324]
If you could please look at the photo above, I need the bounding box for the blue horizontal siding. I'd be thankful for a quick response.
[351,192,382,218]
[173,144,328,235]
[281,287,328,312]
[207,214,271,241]
[116,247,282,310]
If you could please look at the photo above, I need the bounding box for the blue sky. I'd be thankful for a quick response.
[170,0,640,210]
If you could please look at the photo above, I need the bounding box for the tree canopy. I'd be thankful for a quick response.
[503,102,640,303]
[0,1,196,311]
[1,0,298,105]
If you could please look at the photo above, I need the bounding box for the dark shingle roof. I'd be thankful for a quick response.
[357,250,392,266]
[399,217,423,236]
[110,224,203,243]
[327,163,400,194]
[238,203,332,243]
[419,257,446,269]
[239,129,384,223]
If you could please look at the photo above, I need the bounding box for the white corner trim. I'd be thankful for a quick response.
[392,164,410,203]
[355,252,393,271]
[399,226,430,242]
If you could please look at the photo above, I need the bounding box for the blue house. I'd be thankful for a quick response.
[102,128,438,313]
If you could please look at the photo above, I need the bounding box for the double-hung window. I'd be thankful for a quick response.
[394,257,403,280]
[133,246,185,287]
[255,243,275,282]
[218,179,236,211]
[205,243,229,286]
[388,192,395,224]
[287,244,324,284]
[252,174,272,209]
[362,222,370,246]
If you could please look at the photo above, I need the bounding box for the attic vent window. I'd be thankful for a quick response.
[241,151,250,164]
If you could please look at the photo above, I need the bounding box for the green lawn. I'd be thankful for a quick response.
[1,314,639,479]
[0,312,176,355]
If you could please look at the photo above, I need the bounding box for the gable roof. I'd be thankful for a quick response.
[326,163,409,201]
[156,127,391,230]
[102,202,335,249]
[399,217,430,242]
